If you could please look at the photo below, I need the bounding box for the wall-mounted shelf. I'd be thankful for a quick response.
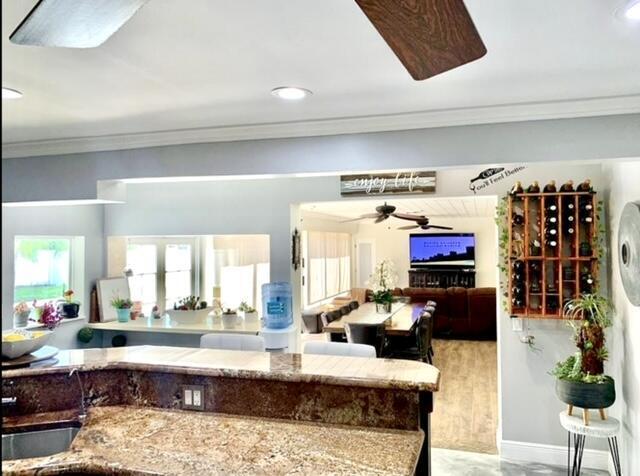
[508,188,598,319]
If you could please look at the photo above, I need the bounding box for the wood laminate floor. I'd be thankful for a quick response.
[430,339,498,454]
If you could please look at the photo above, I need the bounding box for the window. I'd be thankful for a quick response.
[304,231,351,306]
[210,235,270,311]
[14,237,72,304]
[126,238,196,314]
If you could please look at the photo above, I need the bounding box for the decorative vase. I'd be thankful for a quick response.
[116,308,131,323]
[13,311,30,328]
[555,378,616,410]
[222,312,237,329]
[58,302,80,319]
[376,302,392,313]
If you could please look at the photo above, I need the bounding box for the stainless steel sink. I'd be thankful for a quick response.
[2,426,80,460]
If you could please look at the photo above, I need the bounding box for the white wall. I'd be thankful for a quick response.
[355,216,497,288]
[603,161,640,476]
[1,205,105,349]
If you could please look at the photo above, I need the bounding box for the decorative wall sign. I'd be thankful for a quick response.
[340,171,436,196]
[291,228,301,270]
[469,166,525,194]
[618,201,640,306]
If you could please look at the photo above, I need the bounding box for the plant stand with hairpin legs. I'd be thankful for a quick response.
[559,410,621,476]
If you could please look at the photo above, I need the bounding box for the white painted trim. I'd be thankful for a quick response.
[500,439,611,471]
[3,95,640,159]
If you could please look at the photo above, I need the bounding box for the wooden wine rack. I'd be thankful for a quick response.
[508,189,598,319]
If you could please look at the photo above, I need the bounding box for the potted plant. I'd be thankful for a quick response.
[111,296,133,323]
[369,260,398,313]
[13,302,30,328]
[38,302,61,330]
[551,294,615,421]
[166,296,210,324]
[222,308,238,329]
[238,301,258,322]
[58,289,80,318]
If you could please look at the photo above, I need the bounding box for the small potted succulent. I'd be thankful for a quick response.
[167,296,211,324]
[58,289,80,318]
[111,296,133,323]
[13,302,30,328]
[551,294,615,420]
[238,301,258,322]
[222,308,238,329]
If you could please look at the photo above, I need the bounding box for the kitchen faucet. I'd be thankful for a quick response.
[68,368,87,421]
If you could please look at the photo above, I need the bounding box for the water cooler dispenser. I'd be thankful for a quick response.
[260,282,296,351]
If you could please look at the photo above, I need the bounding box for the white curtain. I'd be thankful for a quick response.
[211,235,270,311]
[306,231,351,305]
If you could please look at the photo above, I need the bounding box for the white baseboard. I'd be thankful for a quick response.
[500,439,610,471]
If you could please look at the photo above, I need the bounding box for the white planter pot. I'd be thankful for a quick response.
[222,313,237,329]
[167,308,212,325]
[243,311,259,323]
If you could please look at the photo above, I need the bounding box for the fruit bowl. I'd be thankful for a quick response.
[167,308,212,325]
[2,329,53,360]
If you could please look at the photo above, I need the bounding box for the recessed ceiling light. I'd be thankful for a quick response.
[625,0,640,19]
[271,86,312,101]
[2,87,23,99]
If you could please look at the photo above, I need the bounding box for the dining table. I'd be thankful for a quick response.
[322,302,423,336]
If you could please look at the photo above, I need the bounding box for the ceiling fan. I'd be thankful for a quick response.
[10,0,486,80]
[342,202,398,223]
[395,214,453,231]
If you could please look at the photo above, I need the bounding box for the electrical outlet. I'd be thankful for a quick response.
[511,318,523,332]
[181,385,204,411]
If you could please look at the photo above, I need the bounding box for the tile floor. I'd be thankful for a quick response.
[432,448,609,476]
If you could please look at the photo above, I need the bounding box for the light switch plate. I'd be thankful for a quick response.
[511,318,524,332]
[182,385,205,411]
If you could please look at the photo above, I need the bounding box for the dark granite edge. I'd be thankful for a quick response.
[2,361,439,392]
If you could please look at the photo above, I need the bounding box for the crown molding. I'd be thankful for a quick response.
[3,95,640,159]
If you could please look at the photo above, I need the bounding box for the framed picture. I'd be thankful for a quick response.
[292,228,301,270]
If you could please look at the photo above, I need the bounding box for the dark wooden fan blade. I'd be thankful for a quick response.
[398,225,419,230]
[425,225,454,230]
[10,0,150,48]
[375,215,390,224]
[393,212,426,222]
[354,0,487,80]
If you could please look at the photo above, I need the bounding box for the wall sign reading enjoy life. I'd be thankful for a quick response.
[340,171,436,196]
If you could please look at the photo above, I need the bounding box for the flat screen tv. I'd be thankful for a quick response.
[410,233,475,268]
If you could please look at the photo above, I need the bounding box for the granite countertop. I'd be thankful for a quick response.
[2,406,423,475]
[2,346,440,392]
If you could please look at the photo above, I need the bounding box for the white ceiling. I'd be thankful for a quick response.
[2,0,640,152]
[301,195,497,221]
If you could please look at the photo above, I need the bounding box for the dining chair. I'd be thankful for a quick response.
[303,341,376,358]
[321,310,346,343]
[344,323,386,357]
[339,305,351,316]
[417,312,434,364]
[348,300,359,311]
[200,334,265,351]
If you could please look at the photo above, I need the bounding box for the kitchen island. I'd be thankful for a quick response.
[2,346,440,475]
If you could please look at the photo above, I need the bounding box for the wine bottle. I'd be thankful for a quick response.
[512,212,525,225]
[543,180,557,193]
[580,268,595,293]
[530,239,542,256]
[545,215,558,224]
[545,202,558,214]
[513,260,525,272]
[559,180,574,192]
[510,181,524,196]
[526,181,540,194]
[577,179,592,192]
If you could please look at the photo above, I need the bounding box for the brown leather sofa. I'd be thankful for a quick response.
[381,287,497,340]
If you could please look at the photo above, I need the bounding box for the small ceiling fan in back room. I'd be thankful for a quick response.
[342,203,454,230]
[10,0,486,80]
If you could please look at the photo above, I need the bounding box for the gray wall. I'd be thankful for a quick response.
[2,205,105,349]
[603,161,640,476]
[3,114,640,202]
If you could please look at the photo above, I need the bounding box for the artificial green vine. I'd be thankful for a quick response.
[495,195,510,312]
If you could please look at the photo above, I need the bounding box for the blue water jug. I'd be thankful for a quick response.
[261,282,293,329]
